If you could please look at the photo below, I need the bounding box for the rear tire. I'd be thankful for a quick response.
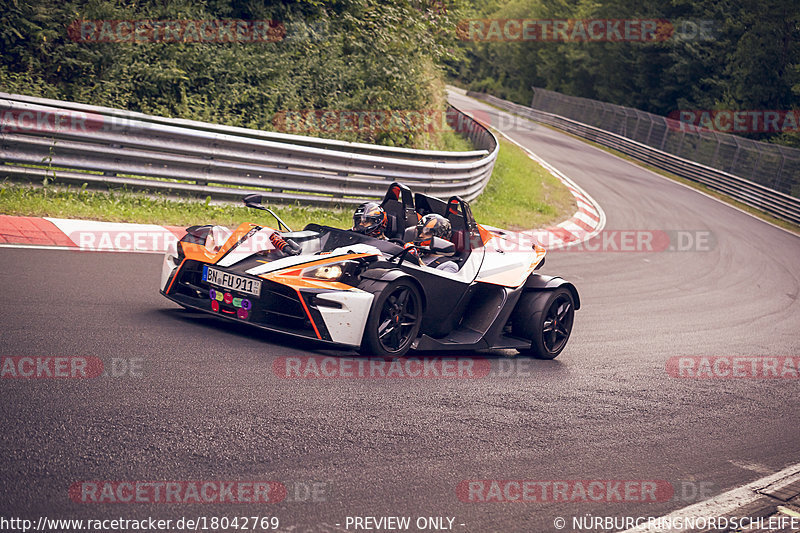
[512,288,575,359]
[360,280,422,357]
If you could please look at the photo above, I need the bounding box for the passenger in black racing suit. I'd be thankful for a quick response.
[405,213,458,273]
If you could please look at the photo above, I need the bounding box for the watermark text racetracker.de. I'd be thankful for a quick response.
[274,356,591,379]
[456,18,717,42]
[68,19,286,43]
[457,479,716,503]
[499,230,716,253]
[69,480,286,504]
[272,108,498,135]
[557,230,714,253]
[66,19,368,45]
[0,356,143,379]
[667,356,800,379]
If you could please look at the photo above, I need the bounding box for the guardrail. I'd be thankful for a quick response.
[0,92,498,206]
[467,91,800,225]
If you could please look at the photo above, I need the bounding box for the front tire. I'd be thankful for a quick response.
[360,280,422,357]
[512,288,575,359]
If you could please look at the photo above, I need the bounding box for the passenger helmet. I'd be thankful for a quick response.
[415,213,451,245]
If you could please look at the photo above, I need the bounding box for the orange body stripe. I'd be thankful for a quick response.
[476,224,493,245]
[180,242,211,262]
[165,258,187,295]
[295,289,322,339]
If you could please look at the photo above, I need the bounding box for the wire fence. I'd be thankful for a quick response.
[530,87,800,199]
[466,90,800,224]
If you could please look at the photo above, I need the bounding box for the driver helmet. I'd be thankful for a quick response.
[415,213,451,246]
[352,202,387,238]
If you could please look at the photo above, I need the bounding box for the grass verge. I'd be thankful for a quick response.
[0,183,353,230]
[0,139,575,231]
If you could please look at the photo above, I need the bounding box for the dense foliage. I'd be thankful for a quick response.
[2,0,797,148]
[450,0,800,147]
[0,0,459,148]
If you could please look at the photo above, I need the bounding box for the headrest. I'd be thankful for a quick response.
[451,230,468,254]
[385,214,398,235]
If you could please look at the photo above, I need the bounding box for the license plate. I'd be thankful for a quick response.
[203,266,261,296]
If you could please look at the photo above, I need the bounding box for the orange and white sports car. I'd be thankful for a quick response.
[160,183,579,358]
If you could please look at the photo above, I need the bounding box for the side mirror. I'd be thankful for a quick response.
[426,237,455,256]
[240,194,292,232]
[242,194,264,208]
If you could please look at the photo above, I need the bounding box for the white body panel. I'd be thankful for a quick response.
[314,290,375,347]
[244,244,383,276]
[475,234,541,287]
[160,241,179,291]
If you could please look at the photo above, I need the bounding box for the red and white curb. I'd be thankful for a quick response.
[0,215,185,253]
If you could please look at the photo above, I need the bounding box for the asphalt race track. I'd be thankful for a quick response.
[1,92,798,532]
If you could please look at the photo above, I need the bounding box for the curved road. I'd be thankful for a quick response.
[1,92,798,532]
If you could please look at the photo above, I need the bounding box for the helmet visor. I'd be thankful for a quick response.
[417,217,439,241]
[355,216,375,230]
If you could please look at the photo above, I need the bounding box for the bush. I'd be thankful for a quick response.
[0,0,464,150]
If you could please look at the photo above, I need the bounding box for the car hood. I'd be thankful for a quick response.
[206,226,381,276]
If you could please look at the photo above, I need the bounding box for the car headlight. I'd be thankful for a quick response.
[303,263,345,281]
